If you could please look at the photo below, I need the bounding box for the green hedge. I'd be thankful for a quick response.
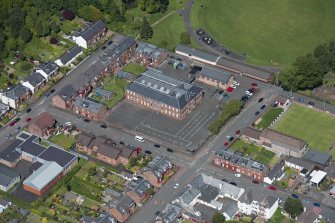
[208,100,243,134]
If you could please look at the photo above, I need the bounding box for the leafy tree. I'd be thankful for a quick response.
[212,212,225,223]
[284,197,303,218]
[180,32,191,45]
[139,18,153,40]
[63,9,75,21]
[8,9,25,38]
[147,0,161,13]
[78,5,102,21]
[21,26,32,43]
[51,24,60,34]
[50,37,58,44]
[35,22,43,37]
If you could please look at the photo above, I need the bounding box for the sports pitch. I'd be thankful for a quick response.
[275,104,335,152]
[190,0,335,65]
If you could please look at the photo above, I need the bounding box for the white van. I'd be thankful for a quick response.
[135,135,144,142]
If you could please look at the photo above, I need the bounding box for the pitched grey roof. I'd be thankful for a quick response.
[2,84,29,100]
[223,202,239,219]
[116,71,134,79]
[74,97,105,113]
[242,127,262,140]
[180,187,200,205]
[38,146,77,168]
[303,149,332,166]
[59,46,83,65]
[266,162,284,180]
[199,66,232,84]
[0,164,20,187]
[136,41,165,60]
[158,203,182,223]
[18,135,46,156]
[95,87,112,98]
[96,144,121,159]
[126,68,203,109]
[0,139,23,163]
[0,198,11,207]
[198,184,219,203]
[80,20,106,41]
[127,178,151,197]
[38,61,59,75]
[239,189,278,208]
[25,72,45,86]
[113,195,135,214]
[76,132,95,147]
[146,156,173,179]
[286,156,314,170]
[176,45,220,63]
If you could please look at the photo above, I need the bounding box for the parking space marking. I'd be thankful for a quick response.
[175,111,202,136]
[181,112,215,139]
[188,112,216,139]
[178,112,208,138]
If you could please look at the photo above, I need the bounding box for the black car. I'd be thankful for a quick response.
[255,111,260,116]
[155,211,160,216]
[228,136,234,142]
[26,108,32,113]
[258,98,264,103]
[229,182,237,186]
[221,178,228,182]
[50,89,56,93]
[252,180,259,184]
[260,105,266,110]
[119,141,125,145]
[100,124,107,128]
[308,101,315,106]
[144,150,152,155]
[14,118,20,122]
[154,144,160,148]
[102,46,107,50]
[291,194,299,199]
[44,93,50,98]
[107,40,113,45]
[84,119,90,123]
[167,148,174,153]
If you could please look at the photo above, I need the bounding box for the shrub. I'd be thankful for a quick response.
[8,73,15,79]
[63,9,75,21]
[50,37,58,44]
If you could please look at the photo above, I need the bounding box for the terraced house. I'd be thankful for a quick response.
[73,20,108,49]
[126,68,203,120]
[0,84,31,109]
[135,42,167,68]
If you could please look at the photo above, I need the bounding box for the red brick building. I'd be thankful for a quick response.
[108,195,136,222]
[126,178,152,203]
[213,149,267,182]
[142,156,174,188]
[28,112,56,138]
[73,97,107,121]
[135,42,167,68]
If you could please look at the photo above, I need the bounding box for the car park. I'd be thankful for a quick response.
[268,185,277,191]
[255,111,260,116]
[167,148,174,153]
[258,98,264,103]
[291,194,299,199]
[144,150,152,155]
[260,105,266,110]
[26,108,32,113]
[100,124,107,128]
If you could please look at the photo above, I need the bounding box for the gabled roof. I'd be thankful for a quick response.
[74,97,106,113]
[79,20,107,41]
[126,68,203,109]
[25,72,45,86]
[136,41,165,59]
[96,144,121,160]
[127,178,151,197]
[199,66,232,84]
[0,139,23,163]
[275,96,289,104]
[23,161,63,191]
[2,84,29,100]
[242,127,262,140]
[112,195,135,214]
[146,156,172,179]
[239,189,278,208]
[76,132,96,147]
[58,46,83,65]
[38,61,59,75]
[266,162,284,180]
[0,164,20,187]
[286,156,314,170]
[303,149,332,166]
[38,146,77,168]
[29,112,55,130]
[176,45,220,63]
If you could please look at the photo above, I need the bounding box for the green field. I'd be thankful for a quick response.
[49,133,76,150]
[230,139,275,164]
[256,108,284,130]
[190,0,335,65]
[123,63,146,76]
[275,104,335,152]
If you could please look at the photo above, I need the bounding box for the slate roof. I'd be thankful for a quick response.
[198,66,232,84]
[176,45,220,63]
[286,156,314,170]
[2,84,29,100]
[38,146,77,168]
[30,112,55,130]
[96,144,121,159]
[242,127,262,140]
[198,184,219,203]
[56,84,78,101]
[120,147,135,159]
[0,198,11,207]
[261,129,307,152]
[58,46,83,65]
[18,135,46,156]
[158,203,182,223]
[79,20,107,41]
[266,162,284,180]
[239,189,278,208]
[0,139,23,163]
[112,195,135,214]
[95,87,113,98]
[275,95,289,104]
[25,72,45,86]
[136,41,165,60]
[74,97,106,113]
[303,149,332,166]
[38,61,58,75]
[76,132,96,148]
[146,156,173,179]
[0,164,20,187]
[127,178,151,197]
[115,71,134,79]
[23,161,63,191]
[126,68,203,109]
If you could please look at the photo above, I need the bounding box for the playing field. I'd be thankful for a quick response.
[190,0,335,65]
[275,104,335,152]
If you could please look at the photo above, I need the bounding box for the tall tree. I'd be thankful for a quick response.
[78,5,102,21]
[139,18,153,40]
[21,26,32,43]
[284,197,303,219]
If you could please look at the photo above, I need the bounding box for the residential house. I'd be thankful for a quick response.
[213,149,267,181]
[28,112,56,137]
[196,66,234,90]
[0,139,22,167]
[285,157,314,175]
[175,45,220,66]
[76,132,97,155]
[309,170,327,188]
[51,85,78,110]
[155,203,182,223]
[303,149,332,169]
[96,143,137,166]
[0,198,11,213]
[95,87,113,100]
[135,42,167,68]
[125,68,203,120]
[274,96,291,109]
[0,164,20,192]
[263,163,284,184]
[0,103,10,119]
[259,128,308,158]
[80,213,116,223]
[238,189,279,219]
[108,195,136,222]
[36,61,59,80]
[21,72,46,94]
[142,156,174,187]
[126,178,152,203]
[0,84,31,109]
[73,97,107,121]
[115,71,135,82]
[241,127,262,144]
[73,20,108,49]
[55,46,83,67]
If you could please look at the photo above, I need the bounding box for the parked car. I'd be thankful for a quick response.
[167,148,174,153]
[233,81,240,86]
[268,185,277,191]
[14,118,20,122]
[235,130,241,135]
[50,89,56,93]
[44,93,50,98]
[223,94,229,98]
[229,182,237,186]
[234,173,241,178]
[25,117,31,122]
[261,183,268,187]
[9,121,16,127]
[291,194,299,199]
[260,105,266,110]
[224,142,229,146]
[313,202,320,207]
[26,108,32,113]
[119,141,125,145]
[298,98,304,102]
[258,98,264,103]
[100,124,107,128]
[231,85,237,89]
[251,83,257,87]
[246,91,253,96]
[84,118,90,123]
[255,111,260,116]
[228,136,234,142]
[154,144,160,148]
[174,183,179,189]
[303,199,310,203]
[252,180,259,184]
[155,211,160,216]
[108,40,113,45]
[221,178,228,182]
[102,46,107,50]
[144,150,152,155]
[227,87,234,92]
[308,101,315,106]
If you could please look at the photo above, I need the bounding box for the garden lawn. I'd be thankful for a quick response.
[256,108,283,130]
[49,133,76,150]
[191,0,335,66]
[269,208,295,223]
[76,161,97,179]
[275,104,335,152]
[122,63,146,76]
[230,139,275,164]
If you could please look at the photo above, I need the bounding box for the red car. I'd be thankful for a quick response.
[25,117,31,122]
[226,87,234,92]
[235,130,241,135]
[268,185,277,191]
[9,121,16,127]
[224,142,229,146]
[136,147,142,152]
[251,83,258,87]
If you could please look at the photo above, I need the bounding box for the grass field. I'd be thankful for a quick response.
[269,208,295,223]
[230,139,275,164]
[122,63,146,76]
[190,0,335,66]
[256,108,284,130]
[275,104,335,152]
[49,133,76,150]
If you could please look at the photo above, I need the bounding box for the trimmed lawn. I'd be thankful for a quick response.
[191,0,335,66]
[256,108,283,130]
[148,11,200,51]
[269,208,295,223]
[122,63,146,76]
[230,140,275,164]
[49,133,76,150]
[275,104,335,152]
